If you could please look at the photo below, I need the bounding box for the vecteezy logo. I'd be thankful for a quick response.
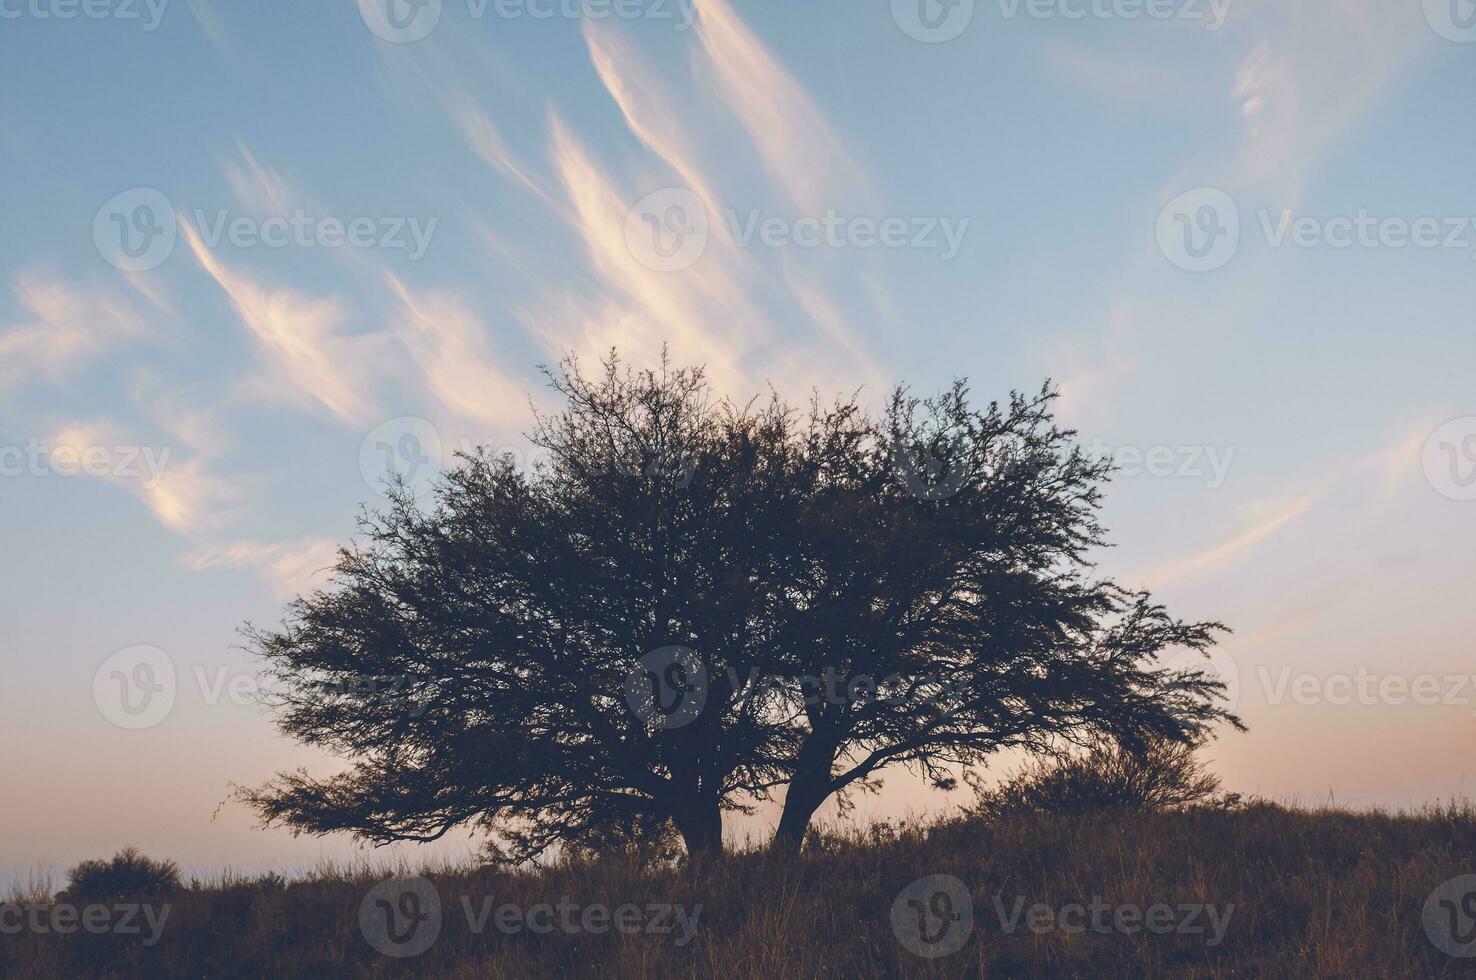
[1156,188,1240,272]
[894,438,970,501]
[93,189,177,273]
[891,874,974,958]
[358,0,442,43]
[93,645,177,730]
[360,876,442,958]
[624,188,709,273]
[359,417,444,501]
[891,0,975,42]
[1424,0,1476,42]
[1424,875,1476,957]
[1422,417,1476,502]
[624,646,708,730]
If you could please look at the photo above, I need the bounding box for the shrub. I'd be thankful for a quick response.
[973,738,1237,819]
[58,847,181,903]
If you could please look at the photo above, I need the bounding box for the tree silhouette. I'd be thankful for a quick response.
[241,354,804,859]
[762,384,1241,851]
[240,351,1239,860]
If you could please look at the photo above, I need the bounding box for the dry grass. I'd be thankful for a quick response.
[2,868,58,908]
[4,801,1475,978]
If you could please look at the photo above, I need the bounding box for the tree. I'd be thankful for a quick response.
[240,350,1240,861]
[761,384,1242,851]
[241,354,802,860]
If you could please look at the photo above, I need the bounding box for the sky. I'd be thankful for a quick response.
[1,0,1474,881]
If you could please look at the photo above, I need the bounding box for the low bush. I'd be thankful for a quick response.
[972,739,1239,818]
[56,848,181,903]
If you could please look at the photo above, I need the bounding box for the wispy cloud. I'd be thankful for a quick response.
[580,13,878,393]
[690,0,871,214]
[545,112,752,391]
[183,222,382,425]
[1049,1,1436,425]
[0,275,153,394]
[1137,406,1453,591]
[139,457,236,535]
[779,263,882,388]
[1226,2,1431,197]
[43,419,234,536]
[583,19,725,227]
[187,0,230,53]
[1143,490,1326,588]
[182,538,340,599]
[1232,38,1274,122]
[398,9,882,399]
[385,274,529,430]
[221,141,296,215]
[452,100,557,206]
[1356,414,1444,498]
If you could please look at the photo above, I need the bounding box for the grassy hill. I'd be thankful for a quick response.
[5,800,1476,978]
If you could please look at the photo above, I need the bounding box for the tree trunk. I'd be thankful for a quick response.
[769,779,828,854]
[674,800,724,859]
[769,731,839,854]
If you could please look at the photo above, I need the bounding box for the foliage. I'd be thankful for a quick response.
[58,848,181,903]
[239,349,1241,860]
[971,739,1239,819]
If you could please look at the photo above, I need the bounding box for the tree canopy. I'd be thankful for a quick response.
[240,351,1240,860]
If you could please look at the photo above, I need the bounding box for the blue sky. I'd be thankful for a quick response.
[2,0,1474,878]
